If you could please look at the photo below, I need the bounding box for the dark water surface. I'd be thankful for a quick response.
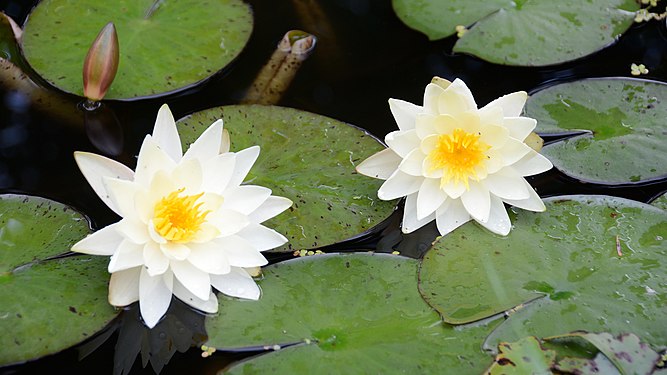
[1,0,667,374]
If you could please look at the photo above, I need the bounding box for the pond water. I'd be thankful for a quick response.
[1,0,667,374]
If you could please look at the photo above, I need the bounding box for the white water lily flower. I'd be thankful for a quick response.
[72,104,292,328]
[356,78,553,236]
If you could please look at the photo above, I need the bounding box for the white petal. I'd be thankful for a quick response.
[483,168,529,200]
[401,193,435,234]
[423,83,446,115]
[223,185,272,215]
[236,223,288,251]
[201,153,236,193]
[389,98,422,131]
[134,136,177,187]
[398,148,426,176]
[460,182,491,222]
[172,279,218,314]
[482,91,527,117]
[503,180,546,212]
[442,179,467,199]
[479,124,509,149]
[103,178,140,219]
[248,196,293,223]
[108,240,145,273]
[170,158,204,194]
[435,199,471,236]
[115,217,150,245]
[108,267,141,306]
[438,78,477,116]
[503,117,536,141]
[171,260,211,300]
[227,146,260,188]
[355,148,401,180]
[432,114,461,134]
[218,235,268,267]
[499,137,532,166]
[378,170,422,200]
[211,267,261,300]
[415,114,438,139]
[512,151,553,176]
[74,151,134,215]
[152,104,183,162]
[186,241,231,275]
[206,208,250,237]
[183,120,223,162]
[220,128,231,154]
[160,242,191,261]
[476,196,511,235]
[478,103,503,127]
[416,178,447,220]
[71,223,123,256]
[139,268,174,328]
[385,129,420,158]
[143,242,169,276]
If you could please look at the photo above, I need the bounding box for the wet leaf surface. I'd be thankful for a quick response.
[21,0,252,99]
[0,194,118,365]
[552,332,662,375]
[484,336,555,375]
[392,0,638,66]
[418,195,667,351]
[526,78,667,184]
[206,253,498,374]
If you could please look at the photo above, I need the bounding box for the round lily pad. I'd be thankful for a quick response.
[0,194,118,365]
[392,0,639,66]
[418,195,667,349]
[525,78,667,184]
[21,0,253,99]
[650,192,667,211]
[176,105,397,252]
[206,253,498,374]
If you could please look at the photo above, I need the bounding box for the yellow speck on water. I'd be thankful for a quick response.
[455,25,467,38]
[631,63,649,76]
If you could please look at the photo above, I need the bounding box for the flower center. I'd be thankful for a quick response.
[153,188,209,243]
[426,128,490,188]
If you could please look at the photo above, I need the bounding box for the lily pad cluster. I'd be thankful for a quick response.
[391,0,640,66]
[202,195,666,373]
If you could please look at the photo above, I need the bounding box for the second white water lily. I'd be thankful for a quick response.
[356,77,553,236]
[72,104,292,328]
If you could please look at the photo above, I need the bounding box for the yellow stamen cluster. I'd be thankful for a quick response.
[153,188,209,243]
[427,128,490,189]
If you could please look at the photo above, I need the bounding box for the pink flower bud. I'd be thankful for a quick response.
[82,22,119,101]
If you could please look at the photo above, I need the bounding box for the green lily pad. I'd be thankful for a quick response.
[485,336,556,375]
[205,253,497,374]
[418,195,667,350]
[556,353,620,375]
[0,194,118,365]
[21,0,252,99]
[177,105,397,252]
[392,0,639,66]
[551,332,662,375]
[525,78,667,184]
[651,193,667,211]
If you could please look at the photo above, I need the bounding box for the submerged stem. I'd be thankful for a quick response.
[242,30,317,105]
